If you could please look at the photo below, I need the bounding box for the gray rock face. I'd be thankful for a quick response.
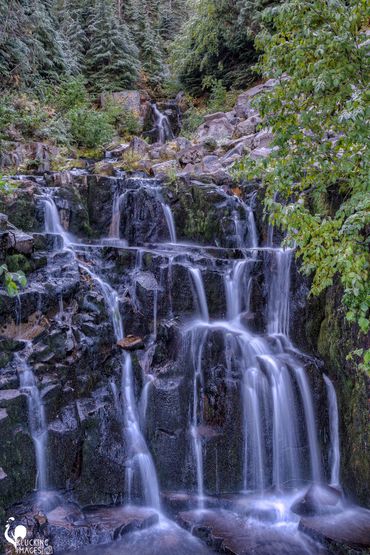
[196,117,235,142]
[234,116,262,138]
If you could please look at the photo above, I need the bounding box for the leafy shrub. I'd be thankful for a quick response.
[0,264,27,297]
[52,77,90,112]
[103,99,141,137]
[66,108,114,148]
[181,104,206,138]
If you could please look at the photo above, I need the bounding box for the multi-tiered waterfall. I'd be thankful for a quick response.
[10,169,368,555]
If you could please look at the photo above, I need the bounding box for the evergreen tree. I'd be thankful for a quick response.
[158,0,188,43]
[53,0,86,75]
[125,0,165,88]
[84,0,140,92]
[0,0,68,89]
[171,0,277,94]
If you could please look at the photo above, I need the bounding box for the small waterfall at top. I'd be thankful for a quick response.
[152,103,174,144]
[17,355,48,491]
[43,193,73,247]
[324,374,341,486]
[42,192,161,510]
[108,176,177,244]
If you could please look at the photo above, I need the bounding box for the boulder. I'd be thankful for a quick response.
[201,155,223,174]
[178,144,209,166]
[173,137,192,151]
[225,111,239,125]
[105,143,129,158]
[100,90,150,127]
[196,117,235,142]
[128,136,149,156]
[6,228,34,254]
[253,129,274,148]
[291,484,342,516]
[250,147,273,160]
[234,115,262,138]
[203,112,227,123]
[0,213,8,231]
[299,506,370,550]
[93,161,115,177]
[151,159,178,177]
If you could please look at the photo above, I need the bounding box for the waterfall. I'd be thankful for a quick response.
[152,103,174,144]
[109,189,123,239]
[324,374,341,486]
[43,194,73,247]
[189,329,208,508]
[161,203,177,243]
[43,192,161,510]
[18,356,48,491]
[293,365,322,483]
[224,260,250,321]
[115,176,177,244]
[189,268,209,322]
[267,248,292,337]
[37,173,344,544]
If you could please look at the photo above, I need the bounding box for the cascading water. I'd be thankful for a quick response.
[31,170,347,554]
[267,248,292,337]
[42,192,161,510]
[17,355,48,491]
[324,374,341,486]
[151,103,174,144]
[42,192,73,247]
[109,176,177,244]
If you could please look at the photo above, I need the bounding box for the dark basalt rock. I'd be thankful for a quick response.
[47,504,159,553]
[291,484,342,517]
[177,509,330,555]
[299,506,370,551]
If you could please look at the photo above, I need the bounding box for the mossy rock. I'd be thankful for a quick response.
[5,254,32,273]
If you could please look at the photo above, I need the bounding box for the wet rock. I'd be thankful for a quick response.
[178,509,328,555]
[32,232,64,252]
[117,336,144,350]
[291,484,342,516]
[299,506,370,550]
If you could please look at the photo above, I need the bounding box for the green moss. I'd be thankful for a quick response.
[317,285,370,504]
[5,254,32,273]
[0,194,37,232]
